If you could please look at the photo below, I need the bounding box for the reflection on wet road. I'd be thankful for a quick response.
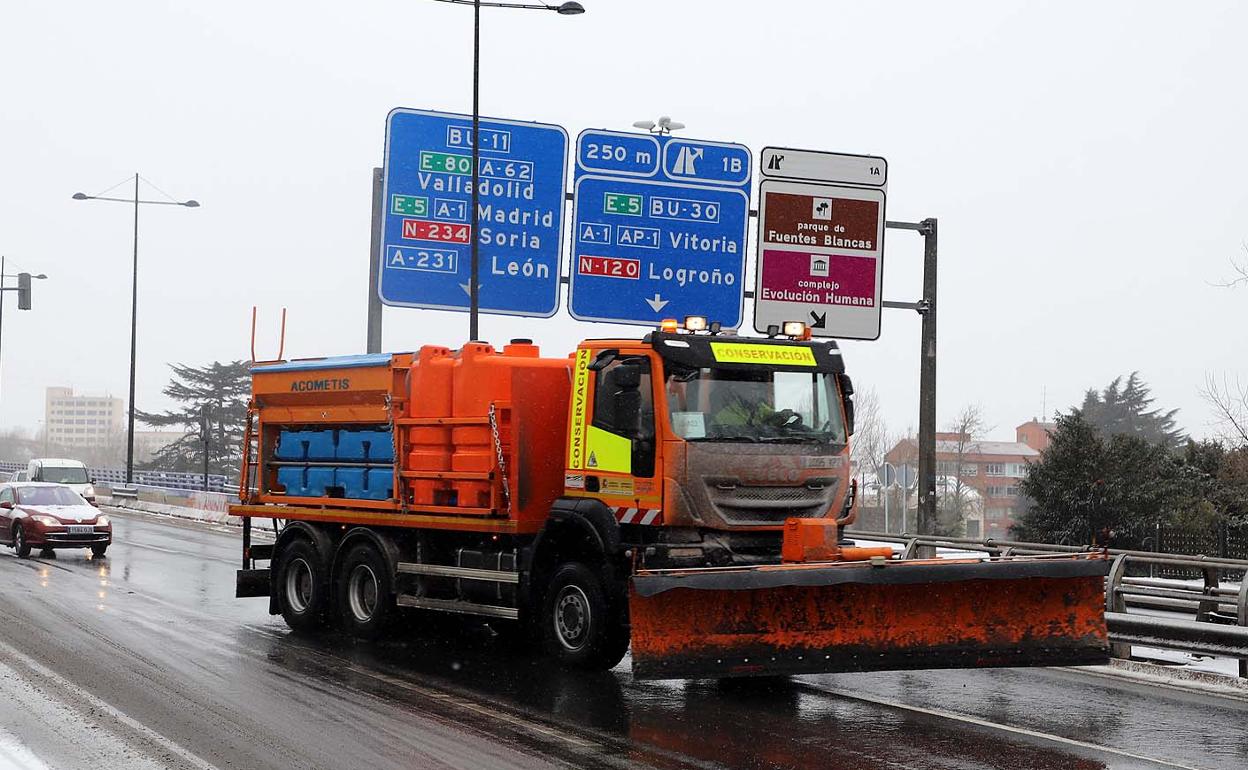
[1,511,1245,769]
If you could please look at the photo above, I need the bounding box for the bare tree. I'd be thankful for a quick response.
[1202,373,1248,446]
[939,404,991,534]
[1213,243,1248,289]
[849,387,892,502]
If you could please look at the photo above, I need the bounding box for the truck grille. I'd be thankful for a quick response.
[707,478,837,525]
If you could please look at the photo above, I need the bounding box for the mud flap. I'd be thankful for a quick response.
[628,556,1110,680]
[236,568,271,598]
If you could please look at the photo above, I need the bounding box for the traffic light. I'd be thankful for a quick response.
[16,272,31,310]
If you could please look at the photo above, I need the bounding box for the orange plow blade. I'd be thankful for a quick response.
[628,554,1110,680]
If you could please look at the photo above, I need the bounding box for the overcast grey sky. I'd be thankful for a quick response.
[1,0,1245,443]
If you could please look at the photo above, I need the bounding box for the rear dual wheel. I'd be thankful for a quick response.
[336,542,396,641]
[275,539,329,634]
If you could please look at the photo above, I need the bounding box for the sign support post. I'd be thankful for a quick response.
[881,217,937,536]
[366,167,383,354]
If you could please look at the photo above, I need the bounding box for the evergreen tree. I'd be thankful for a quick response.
[1013,412,1192,545]
[135,361,250,477]
[1076,372,1184,449]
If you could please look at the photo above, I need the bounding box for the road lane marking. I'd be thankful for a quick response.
[0,638,218,770]
[798,682,1209,770]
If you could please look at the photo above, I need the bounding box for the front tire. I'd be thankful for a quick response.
[274,538,329,634]
[335,542,395,641]
[13,524,30,559]
[542,562,628,671]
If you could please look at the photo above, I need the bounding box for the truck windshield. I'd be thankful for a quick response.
[39,466,89,484]
[665,367,846,445]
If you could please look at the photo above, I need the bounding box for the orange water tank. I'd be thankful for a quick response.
[406,346,454,505]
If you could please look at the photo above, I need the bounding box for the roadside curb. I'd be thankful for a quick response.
[1062,658,1248,701]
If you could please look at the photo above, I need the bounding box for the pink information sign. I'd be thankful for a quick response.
[758,250,877,308]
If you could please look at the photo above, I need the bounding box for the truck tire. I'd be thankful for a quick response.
[13,524,30,559]
[542,562,629,671]
[336,541,395,641]
[275,538,329,634]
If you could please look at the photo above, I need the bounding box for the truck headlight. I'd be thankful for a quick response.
[32,515,61,527]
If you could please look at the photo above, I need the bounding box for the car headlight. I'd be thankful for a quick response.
[32,515,61,527]
[95,515,110,527]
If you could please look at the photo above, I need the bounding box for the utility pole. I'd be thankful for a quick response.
[201,404,211,492]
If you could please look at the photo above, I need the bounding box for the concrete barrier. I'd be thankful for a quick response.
[98,483,246,526]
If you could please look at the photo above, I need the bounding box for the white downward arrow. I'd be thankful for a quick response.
[646,294,669,312]
[459,282,483,297]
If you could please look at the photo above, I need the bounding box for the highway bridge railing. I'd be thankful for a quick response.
[847,529,1248,678]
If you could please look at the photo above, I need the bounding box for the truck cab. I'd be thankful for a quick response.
[563,330,854,568]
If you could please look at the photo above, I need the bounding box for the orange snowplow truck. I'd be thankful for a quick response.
[233,325,1109,679]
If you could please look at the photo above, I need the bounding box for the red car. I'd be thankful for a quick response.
[0,482,112,558]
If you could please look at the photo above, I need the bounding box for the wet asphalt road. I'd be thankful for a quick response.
[2,511,1247,770]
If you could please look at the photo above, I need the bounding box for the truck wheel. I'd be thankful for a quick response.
[13,524,31,559]
[91,544,108,559]
[275,539,328,634]
[336,542,395,641]
[542,562,628,671]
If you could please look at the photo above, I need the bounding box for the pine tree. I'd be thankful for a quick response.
[135,361,250,477]
[1076,372,1184,449]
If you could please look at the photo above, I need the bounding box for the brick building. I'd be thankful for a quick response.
[885,420,1054,539]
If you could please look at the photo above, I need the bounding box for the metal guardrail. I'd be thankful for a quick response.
[848,529,1248,677]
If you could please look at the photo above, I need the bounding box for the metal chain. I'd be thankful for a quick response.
[385,393,407,513]
[488,402,512,516]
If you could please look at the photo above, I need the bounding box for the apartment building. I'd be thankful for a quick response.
[44,387,125,448]
[885,420,1054,539]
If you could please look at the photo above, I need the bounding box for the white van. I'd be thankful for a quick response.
[26,458,96,503]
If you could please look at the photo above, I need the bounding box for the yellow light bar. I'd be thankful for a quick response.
[660,318,680,333]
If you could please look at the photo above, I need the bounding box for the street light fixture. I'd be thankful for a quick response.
[72,174,199,484]
[429,0,585,341]
[0,258,49,411]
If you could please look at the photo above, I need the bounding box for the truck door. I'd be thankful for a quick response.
[566,349,661,520]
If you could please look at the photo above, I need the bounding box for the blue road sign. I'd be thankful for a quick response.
[569,130,751,327]
[379,108,569,317]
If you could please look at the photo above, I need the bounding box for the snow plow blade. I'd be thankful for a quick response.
[628,554,1110,680]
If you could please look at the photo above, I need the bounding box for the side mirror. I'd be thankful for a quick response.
[838,373,855,436]
[90,477,97,484]
[0,501,12,510]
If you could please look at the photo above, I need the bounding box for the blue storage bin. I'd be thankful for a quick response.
[336,467,367,499]
[338,429,394,462]
[304,430,337,462]
[274,431,305,461]
[276,466,305,495]
[305,466,336,497]
[365,468,393,500]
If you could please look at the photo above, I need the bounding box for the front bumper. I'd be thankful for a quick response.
[30,529,111,548]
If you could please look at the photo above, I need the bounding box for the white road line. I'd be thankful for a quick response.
[0,638,217,770]
[801,682,1208,770]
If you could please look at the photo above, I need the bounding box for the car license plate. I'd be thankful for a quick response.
[67,525,94,535]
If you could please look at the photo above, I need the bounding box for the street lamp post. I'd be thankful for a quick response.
[0,256,48,410]
[430,0,584,340]
[72,174,199,484]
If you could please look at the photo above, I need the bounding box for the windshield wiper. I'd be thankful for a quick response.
[687,435,760,443]
[759,435,825,444]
